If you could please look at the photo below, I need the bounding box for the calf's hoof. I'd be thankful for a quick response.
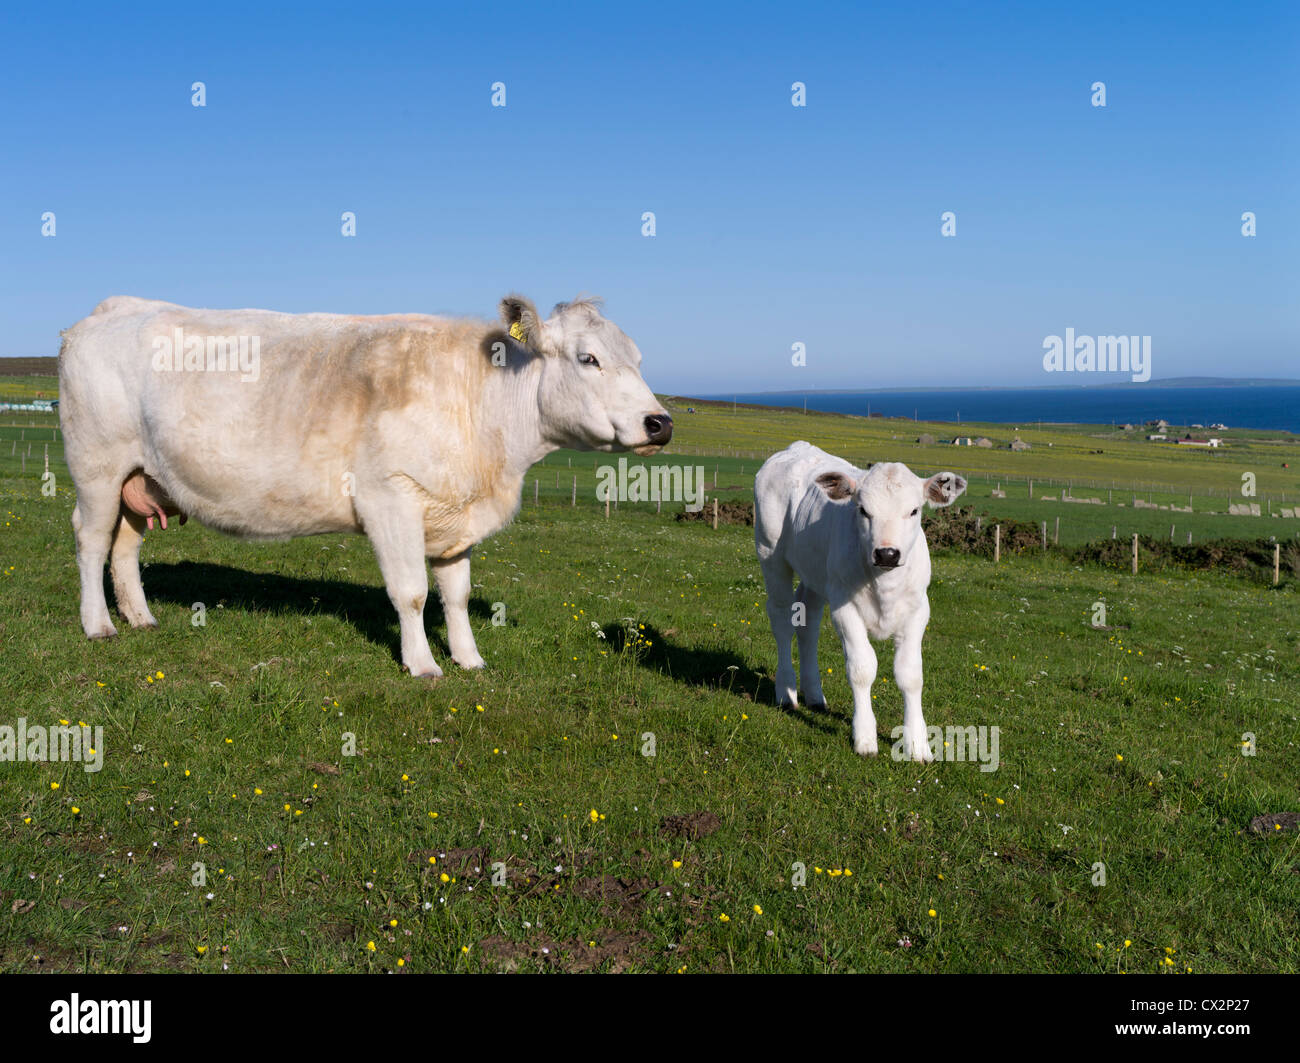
[903,731,936,763]
[404,662,444,679]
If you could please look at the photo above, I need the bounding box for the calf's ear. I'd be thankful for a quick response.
[814,472,857,501]
[924,471,968,507]
[499,294,547,351]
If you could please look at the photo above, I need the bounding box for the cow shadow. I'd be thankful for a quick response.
[599,620,845,736]
[134,561,502,665]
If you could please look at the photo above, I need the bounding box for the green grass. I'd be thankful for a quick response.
[1,398,1297,972]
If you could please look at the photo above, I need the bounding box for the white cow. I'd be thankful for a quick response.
[58,294,672,676]
[754,441,967,761]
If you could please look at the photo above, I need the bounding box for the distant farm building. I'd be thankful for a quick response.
[1176,436,1222,448]
[1147,418,1169,430]
[951,436,973,446]
[1147,433,1167,441]
[1120,423,1135,430]
[1010,438,1031,451]
[973,437,993,448]
[917,433,936,445]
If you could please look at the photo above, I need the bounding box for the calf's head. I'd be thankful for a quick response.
[815,462,967,570]
[500,295,672,455]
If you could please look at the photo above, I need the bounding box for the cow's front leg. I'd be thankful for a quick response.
[893,619,934,763]
[431,551,485,670]
[361,503,442,678]
[831,603,878,756]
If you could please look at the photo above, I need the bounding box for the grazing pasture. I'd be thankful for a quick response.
[0,394,1297,972]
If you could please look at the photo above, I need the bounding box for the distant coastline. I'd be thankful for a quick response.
[723,377,1300,395]
[694,382,1300,434]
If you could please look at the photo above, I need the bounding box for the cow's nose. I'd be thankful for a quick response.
[873,547,901,568]
[644,413,673,445]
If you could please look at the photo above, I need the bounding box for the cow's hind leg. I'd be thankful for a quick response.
[360,500,442,678]
[110,508,157,629]
[795,582,825,706]
[72,481,126,639]
[431,551,485,669]
[760,557,799,707]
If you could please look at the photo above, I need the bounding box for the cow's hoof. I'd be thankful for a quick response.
[127,616,159,630]
[454,655,486,670]
[854,740,879,757]
[86,624,118,640]
[777,698,799,710]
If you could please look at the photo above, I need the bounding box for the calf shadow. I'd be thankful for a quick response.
[133,561,501,666]
[599,621,845,736]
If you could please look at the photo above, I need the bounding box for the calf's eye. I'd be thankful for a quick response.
[910,507,919,517]
[578,353,600,367]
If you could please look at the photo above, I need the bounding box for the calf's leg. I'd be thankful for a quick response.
[795,582,825,706]
[893,619,934,763]
[431,551,485,669]
[831,603,879,755]
[760,557,799,707]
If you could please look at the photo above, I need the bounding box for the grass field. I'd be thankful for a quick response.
[1,388,1297,973]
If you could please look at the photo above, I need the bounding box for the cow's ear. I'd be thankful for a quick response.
[499,294,545,349]
[814,472,857,501]
[924,471,968,507]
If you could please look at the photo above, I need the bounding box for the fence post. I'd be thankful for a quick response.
[572,477,577,506]
[1132,534,1138,574]
[1111,525,1116,540]
[994,524,1001,564]
[1040,521,1047,549]
[1275,544,1281,586]
[1054,516,1059,545]
[605,496,610,519]
[712,498,718,530]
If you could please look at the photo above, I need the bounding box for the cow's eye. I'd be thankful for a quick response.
[910,507,919,517]
[578,353,600,367]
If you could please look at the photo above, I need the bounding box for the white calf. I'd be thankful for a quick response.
[754,441,967,761]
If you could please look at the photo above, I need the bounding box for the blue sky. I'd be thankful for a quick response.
[1,0,1295,392]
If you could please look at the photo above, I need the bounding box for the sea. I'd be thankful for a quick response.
[700,386,1300,434]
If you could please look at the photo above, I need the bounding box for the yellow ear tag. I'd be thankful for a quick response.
[509,321,526,342]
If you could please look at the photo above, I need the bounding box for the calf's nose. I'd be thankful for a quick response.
[644,413,673,445]
[873,547,901,568]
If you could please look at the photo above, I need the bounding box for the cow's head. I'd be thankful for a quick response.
[500,295,672,455]
[815,461,967,570]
